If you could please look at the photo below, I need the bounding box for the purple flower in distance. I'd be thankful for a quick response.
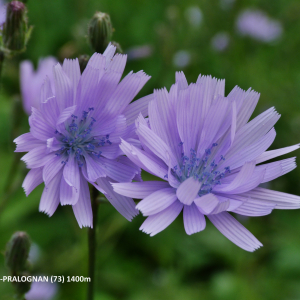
[14,44,152,227]
[20,57,58,115]
[236,9,282,43]
[26,281,58,300]
[113,72,300,251]
[0,0,6,26]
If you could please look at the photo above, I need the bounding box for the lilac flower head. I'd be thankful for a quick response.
[0,0,6,26]
[26,281,58,300]
[236,9,282,43]
[113,72,300,251]
[20,57,58,115]
[14,44,152,227]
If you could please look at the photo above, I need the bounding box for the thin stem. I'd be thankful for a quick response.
[0,51,4,88]
[87,186,99,300]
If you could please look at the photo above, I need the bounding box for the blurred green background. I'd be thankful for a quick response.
[1,0,300,299]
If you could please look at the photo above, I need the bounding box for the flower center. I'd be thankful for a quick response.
[171,142,231,196]
[54,107,111,167]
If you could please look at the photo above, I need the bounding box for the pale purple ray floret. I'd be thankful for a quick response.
[112,72,300,252]
[14,44,153,228]
[20,57,58,115]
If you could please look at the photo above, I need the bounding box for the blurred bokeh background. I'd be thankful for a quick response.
[1,0,300,299]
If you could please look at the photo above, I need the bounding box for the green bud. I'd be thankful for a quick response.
[78,54,90,73]
[12,271,31,296]
[5,232,31,273]
[2,1,31,52]
[88,12,113,53]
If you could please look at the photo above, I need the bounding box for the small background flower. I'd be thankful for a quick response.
[20,57,58,115]
[236,9,283,43]
[0,0,6,27]
[26,281,58,300]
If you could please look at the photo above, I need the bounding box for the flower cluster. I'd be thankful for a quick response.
[112,72,300,251]
[15,44,152,227]
[16,44,300,251]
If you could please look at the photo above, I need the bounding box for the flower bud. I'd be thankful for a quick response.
[2,1,30,52]
[88,12,113,53]
[12,271,31,296]
[78,54,90,73]
[5,231,31,273]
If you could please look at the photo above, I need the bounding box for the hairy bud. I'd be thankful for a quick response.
[2,1,32,53]
[88,12,113,53]
[5,231,31,273]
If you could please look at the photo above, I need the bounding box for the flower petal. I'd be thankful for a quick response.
[197,96,229,156]
[260,157,296,183]
[175,71,188,90]
[123,94,154,125]
[194,193,219,214]
[220,127,276,170]
[136,188,177,216]
[22,168,43,196]
[225,107,280,159]
[96,177,138,221]
[39,170,62,216]
[232,198,275,216]
[56,105,77,127]
[63,154,80,192]
[112,181,170,198]
[102,158,138,183]
[104,71,150,117]
[62,58,81,102]
[21,145,53,169]
[120,139,168,179]
[183,203,206,235]
[14,133,44,152]
[60,176,80,205]
[43,154,64,186]
[72,173,93,228]
[214,161,256,193]
[238,188,300,209]
[256,143,300,164]
[176,177,202,205]
[84,155,106,182]
[207,212,262,252]
[140,200,183,236]
[29,108,55,141]
[148,88,182,161]
[136,122,177,168]
[53,63,73,111]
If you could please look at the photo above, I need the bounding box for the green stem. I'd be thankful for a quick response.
[87,187,99,300]
[0,51,5,89]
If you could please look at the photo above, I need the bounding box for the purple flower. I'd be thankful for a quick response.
[14,44,152,227]
[0,0,6,27]
[113,72,300,251]
[20,57,58,115]
[211,32,230,52]
[26,281,58,300]
[236,9,283,43]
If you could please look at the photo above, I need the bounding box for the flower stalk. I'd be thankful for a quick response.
[87,186,99,300]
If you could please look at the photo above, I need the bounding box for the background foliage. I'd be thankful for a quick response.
[1,0,300,299]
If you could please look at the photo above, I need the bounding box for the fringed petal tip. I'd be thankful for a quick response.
[77,222,93,229]
[38,208,54,218]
